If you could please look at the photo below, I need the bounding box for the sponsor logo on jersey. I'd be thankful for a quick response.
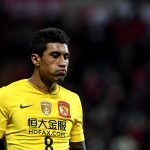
[40,101,52,115]
[58,101,71,118]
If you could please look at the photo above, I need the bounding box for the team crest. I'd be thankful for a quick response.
[40,101,52,115]
[58,101,71,118]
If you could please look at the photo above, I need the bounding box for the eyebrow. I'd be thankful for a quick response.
[50,50,69,54]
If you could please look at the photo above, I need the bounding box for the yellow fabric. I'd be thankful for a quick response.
[0,79,85,150]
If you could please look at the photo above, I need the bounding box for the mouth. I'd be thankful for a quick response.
[56,70,67,76]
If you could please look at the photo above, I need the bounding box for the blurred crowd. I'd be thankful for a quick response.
[0,0,150,150]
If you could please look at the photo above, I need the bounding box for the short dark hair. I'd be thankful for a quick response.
[29,27,70,56]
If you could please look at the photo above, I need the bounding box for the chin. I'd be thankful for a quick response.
[57,77,65,83]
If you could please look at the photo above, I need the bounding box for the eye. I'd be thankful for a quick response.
[64,54,69,60]
[51,52,60,58]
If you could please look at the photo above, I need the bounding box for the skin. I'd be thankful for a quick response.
[69,141,86,150]
[29,42,86,150]
[29,42,69,93]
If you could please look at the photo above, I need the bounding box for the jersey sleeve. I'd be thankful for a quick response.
[70,94,85,142]
[0,88,8,139]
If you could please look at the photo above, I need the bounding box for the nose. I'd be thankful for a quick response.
[58,56,68,67]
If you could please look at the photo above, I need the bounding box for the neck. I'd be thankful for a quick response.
[28,76,57,93]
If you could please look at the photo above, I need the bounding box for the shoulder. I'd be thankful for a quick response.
[58,84,80,99]
[58,85,82,106]
[0,79,28,107]
[1,79,28,91]
[0,79,28,96]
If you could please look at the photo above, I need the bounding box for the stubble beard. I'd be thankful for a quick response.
[57,76,65,83]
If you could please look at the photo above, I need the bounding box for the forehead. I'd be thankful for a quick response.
[46,43,69,53]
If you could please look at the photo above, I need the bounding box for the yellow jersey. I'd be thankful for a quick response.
[0,79,85,150]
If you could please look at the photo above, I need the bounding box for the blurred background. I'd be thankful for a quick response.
[0,0,150,150]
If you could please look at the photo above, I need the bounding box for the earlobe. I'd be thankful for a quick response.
[31,53,40,66]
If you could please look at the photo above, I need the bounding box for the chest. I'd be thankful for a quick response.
[7,93,74,134]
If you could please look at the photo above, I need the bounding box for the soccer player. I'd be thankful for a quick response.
[0,27,86,150]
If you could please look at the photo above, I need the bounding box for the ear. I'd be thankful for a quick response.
[31,53,41,66]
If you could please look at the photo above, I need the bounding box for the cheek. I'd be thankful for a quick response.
[41,60,53,69]
[66,61,69,67]
[39,62,52,74]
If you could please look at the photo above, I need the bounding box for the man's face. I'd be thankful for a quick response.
[38,43,69,83]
